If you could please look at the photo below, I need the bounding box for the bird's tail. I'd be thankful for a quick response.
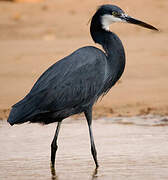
[7,96,36,125]
[7,106,31,125]
[7,91,49,125]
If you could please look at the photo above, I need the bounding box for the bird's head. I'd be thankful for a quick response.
[97,4,158,31]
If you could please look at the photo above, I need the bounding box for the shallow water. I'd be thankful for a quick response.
[0,116,168,180]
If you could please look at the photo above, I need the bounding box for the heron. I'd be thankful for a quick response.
[7,4,158,168]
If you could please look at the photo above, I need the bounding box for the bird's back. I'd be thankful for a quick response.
[8,46,107,125]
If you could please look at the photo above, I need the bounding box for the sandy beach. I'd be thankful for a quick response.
[0,0,168,119]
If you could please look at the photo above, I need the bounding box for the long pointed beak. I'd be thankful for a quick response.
[121,14,158,31]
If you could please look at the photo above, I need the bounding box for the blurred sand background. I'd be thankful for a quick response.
[0,0,167,119]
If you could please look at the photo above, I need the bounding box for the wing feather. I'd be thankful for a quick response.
[13,46,107,117]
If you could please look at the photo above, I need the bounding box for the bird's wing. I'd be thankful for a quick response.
[13,47,107,113]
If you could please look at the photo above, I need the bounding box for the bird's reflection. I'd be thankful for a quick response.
[51,165,59,180]
[91,168,98,180]
[50,166,99,180]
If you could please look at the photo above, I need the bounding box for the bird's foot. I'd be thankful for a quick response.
[92,167,99,180]
[50,162,56,177]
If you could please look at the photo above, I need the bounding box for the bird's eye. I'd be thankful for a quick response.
[112,11,119,17]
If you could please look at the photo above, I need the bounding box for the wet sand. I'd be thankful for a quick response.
[0,0,168,119]
[1,116,168,180]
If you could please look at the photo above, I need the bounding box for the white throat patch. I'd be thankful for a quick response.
[101,14,124,31]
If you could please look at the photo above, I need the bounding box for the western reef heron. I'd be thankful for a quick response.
[7,4,158,169]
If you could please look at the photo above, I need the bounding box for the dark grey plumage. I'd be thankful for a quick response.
[7,4,158,168]
[9,46,108,124]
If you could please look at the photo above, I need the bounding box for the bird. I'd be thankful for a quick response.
[7,4,158,169]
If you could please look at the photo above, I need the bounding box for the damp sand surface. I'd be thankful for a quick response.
[0,116,168,180]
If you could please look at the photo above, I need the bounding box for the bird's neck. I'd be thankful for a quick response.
[90,14,125,58]
[90,14,126,83]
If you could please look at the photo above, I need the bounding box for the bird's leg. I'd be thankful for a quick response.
[84,108,99,168]
[51,121,62,169]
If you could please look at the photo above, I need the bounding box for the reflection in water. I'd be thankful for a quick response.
[91,168,98,180]
[1,117,168,180]
[50,166,99,180]
[51,165,58,180]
